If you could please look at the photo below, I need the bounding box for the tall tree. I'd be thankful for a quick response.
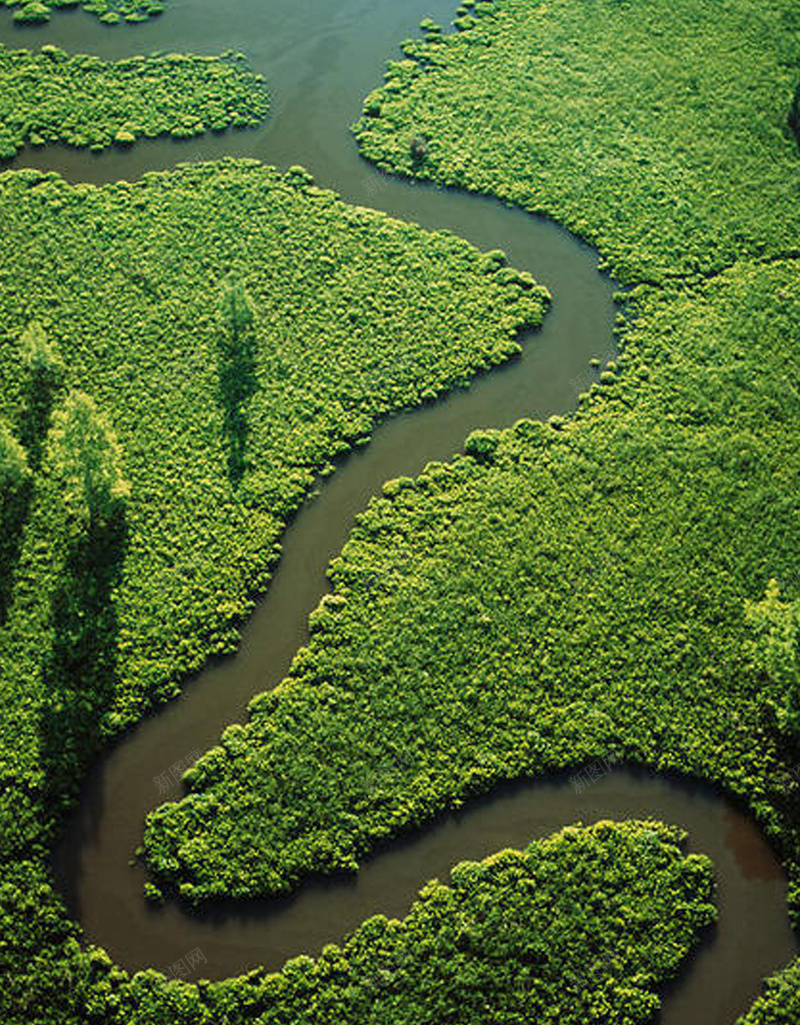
[790,79,800,146]
[39,394,128,774]
[47,391,130,537]
[746,579,800,735]
[0,418,30,499]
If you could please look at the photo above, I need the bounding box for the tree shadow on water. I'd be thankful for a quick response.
[38,514,127,808]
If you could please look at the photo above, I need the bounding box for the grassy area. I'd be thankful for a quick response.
[0,156,548,1022]
[2,0,164,25]
[140,0,800,1018]
[0,44,269,158]
[353,0,800,284]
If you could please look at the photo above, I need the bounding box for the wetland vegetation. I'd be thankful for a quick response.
[1,0,800,1022]
[3,0,165,26]
[0,42,268,157]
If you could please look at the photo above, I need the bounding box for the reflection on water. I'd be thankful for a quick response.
[724,808,786,882]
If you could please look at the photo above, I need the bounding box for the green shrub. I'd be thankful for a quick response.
[0,43,268,157]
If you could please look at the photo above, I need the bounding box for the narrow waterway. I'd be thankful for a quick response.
[2,0,797,1021]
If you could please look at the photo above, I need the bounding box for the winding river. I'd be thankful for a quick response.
[2,0,798,1021]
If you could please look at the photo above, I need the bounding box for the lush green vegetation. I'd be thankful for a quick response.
[2,0,798,1021]
[0,156,546,1022]
[1,0,164,26]
[0,43,268,158]
[139,0,800,1018]
[143,257,800,902]
[3,820,718,1025]
[739,961,800,1025]
[746,583,800,737]
[208,820,715,1025]
[354,0,800,284]
[0,155,543,779]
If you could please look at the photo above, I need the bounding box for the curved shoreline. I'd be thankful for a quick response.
[1,0,796,1020]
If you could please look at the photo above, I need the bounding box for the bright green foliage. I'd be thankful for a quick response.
[46,391,130,535]
[143,258,800,901]
[746,581,800,736]
[0,43,268,158]
[1,0,798,1019]
[0,419,30,622]
[0,418,29,497]
[20,321,64,392]
[0,153,544,811]
[2,0,165,25]
[353,0,800,283]
[737,961,800,1025]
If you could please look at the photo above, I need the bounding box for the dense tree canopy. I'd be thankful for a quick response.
[1,0,799,1022]
[0,43,268,158]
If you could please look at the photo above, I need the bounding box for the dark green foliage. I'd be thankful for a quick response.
[790,79,800,146]
[0,419,30,624]
[39,508,126,804]
[408,134,428,165]
[0,43,268,158]
[19,321,64,470]
[216,278,258,485]
[34,392,129,802]
[0,420,30,517]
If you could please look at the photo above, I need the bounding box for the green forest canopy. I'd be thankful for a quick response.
[0,43,269,158]
[142,0,800,1019]
[1,0,799,1022]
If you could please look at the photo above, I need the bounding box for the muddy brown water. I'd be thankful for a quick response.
[2,0,797,1020]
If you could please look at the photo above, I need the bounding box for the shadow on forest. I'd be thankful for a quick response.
[790,80,800,150]
[21,373,59,474]
[38,514,127,806]
[215,280,259,487]
[217,331,258,487]
[0,483,31,629]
